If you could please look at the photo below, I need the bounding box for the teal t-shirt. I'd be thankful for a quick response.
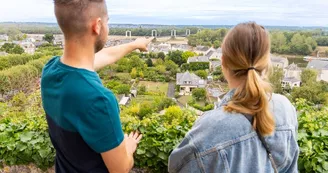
[41,56,124,172]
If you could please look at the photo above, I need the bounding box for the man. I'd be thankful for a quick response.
[41,0,153,172]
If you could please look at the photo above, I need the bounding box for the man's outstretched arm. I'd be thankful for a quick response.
[94,37,153,71]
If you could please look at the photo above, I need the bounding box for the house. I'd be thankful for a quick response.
[0,35,9,41]
[194,46,210,55]
[171,44,192,52]
[0,52,8,56]
[271,54,289,68]
[207,88,224,102]
[284,63,302,80]
[187,56,209,63]
[148,43,171,54]
[210,61,221,71]
[176,71,207,95]
[34,41,49,48]
[130,89,138,98]
[306,60,328,82]
[119,96,130,106]
[282,77,301,88]
[205,48,222,60]
[19,42,36,54]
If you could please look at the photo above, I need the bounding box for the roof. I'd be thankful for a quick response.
[119,97,130,105]
[283,77,301,83]
[285,63,301,71]
[176,71,206,86]
[188,56,209,63]
[195,46,210,52]
[207,88,224,98]
[210,61,221,69]
[306,60,328,70]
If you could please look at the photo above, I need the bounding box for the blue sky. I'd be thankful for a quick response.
[0,0,327,26]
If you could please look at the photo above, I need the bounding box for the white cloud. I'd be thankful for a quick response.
[0,0,327,26]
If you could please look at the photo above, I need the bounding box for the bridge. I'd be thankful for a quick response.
[124,29,202,39]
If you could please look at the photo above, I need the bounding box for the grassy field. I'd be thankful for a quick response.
[138,81,168,95]
[115,73,131,81]
[132,95,162,104]
[177,95,192,106]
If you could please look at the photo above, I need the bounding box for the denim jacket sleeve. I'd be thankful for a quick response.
[168,134,202,173]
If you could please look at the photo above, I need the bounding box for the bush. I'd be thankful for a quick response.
[295,99,328,173]
[192,88,206,101]
[121,106,196,172]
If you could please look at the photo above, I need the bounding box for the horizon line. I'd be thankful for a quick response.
[0,21,327,28]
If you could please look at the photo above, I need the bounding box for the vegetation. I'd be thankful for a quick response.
[0,43,24,55]
[42,34,54,43]
[192,88,206,101]
[269,67,284,94]
[188,29,228,47]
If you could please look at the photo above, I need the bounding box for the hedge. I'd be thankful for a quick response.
[0,56,53,96]
[0,53,44,71]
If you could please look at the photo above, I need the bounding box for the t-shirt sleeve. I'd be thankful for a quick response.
[77,92,124,153]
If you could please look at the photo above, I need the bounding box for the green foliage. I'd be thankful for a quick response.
[117,54,145,73]
[269,67,284,94]
[0,91,55,169]
[121,106,196,172]
[188,29,227,47]
[181,51,196,62]
[301,69,317,85]
[157,52,165,60]
[195,70,208,79]
[270,31,318,55]
[212,66,225,82]
[316,36,328,46]
[296,99,328,172]
[105,80,130,95]
[131,68,137,79]
[291,83,328,105]
[138,85,147,95]
[0,53,44,70]
[43,34,54,43]
[164,60,179,75]
[146,58,153,67]
[0,56,52,96]
[181,62,209,71]
[0,43,24,54]
[192,88,206,101]
[167,50,185,66]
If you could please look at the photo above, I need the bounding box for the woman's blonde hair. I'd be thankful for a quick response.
[221,22,274,136]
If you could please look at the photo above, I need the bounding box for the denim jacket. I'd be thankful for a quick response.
[168,90,299,173]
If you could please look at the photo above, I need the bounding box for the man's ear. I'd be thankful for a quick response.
[91,18,102,35]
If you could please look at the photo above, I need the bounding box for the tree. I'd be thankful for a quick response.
[167,50,185,66]
[116,84,130,95]
[43,33,54,43]
[195,70,208,79]
[164,60,179,75]
[213,40,221,49]
[301,69,317,85]
[192,88,206,101]
[270,32,288,53]
[0,43,24,54]
[291,84,327,105]
[146,58,153,67]
[155,65,166,74]
[181,51,196,62]
[158,52,165,60]
[130,68,137,79]
[269,67,284,94]
[138,71,144,78]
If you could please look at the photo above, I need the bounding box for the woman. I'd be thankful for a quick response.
[168,22,299,173]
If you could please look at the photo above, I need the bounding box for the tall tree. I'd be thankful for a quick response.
[269,67,284,94]
[301,69,317,85]
[43,33,54,43]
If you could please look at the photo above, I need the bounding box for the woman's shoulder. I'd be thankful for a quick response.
[270,93,298,128]
[189,108,255,152]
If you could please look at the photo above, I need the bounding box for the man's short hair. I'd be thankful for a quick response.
[54,0,107,37]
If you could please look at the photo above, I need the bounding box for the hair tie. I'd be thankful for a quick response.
[247,67,256,71]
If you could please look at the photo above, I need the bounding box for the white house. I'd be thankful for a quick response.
[306,60,328,82]
[284,63,302,80]
[171,44,191,52]
[187,56,210,63]
[282,77,301,89]
[19,42,36,54]
[271,54,289,68]
[194,46,210,55]
[205,48,222,60]
[176,71,207,95]
[0,35,9,41]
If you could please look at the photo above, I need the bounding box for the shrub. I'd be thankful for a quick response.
[295,99,328,173]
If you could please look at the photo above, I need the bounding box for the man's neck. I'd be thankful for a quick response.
[61,38,95,71]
